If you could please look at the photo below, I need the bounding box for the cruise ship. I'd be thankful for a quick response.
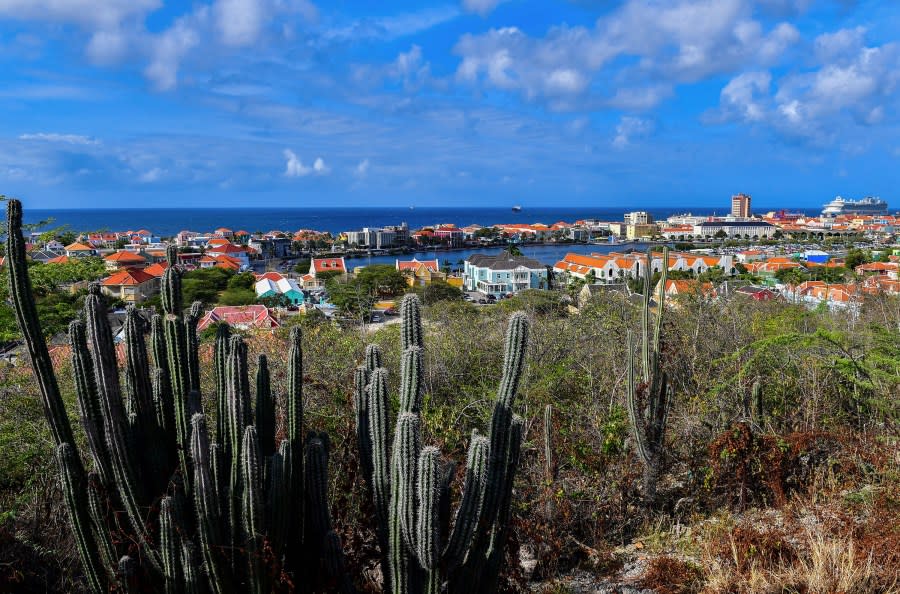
[821,196,888,217]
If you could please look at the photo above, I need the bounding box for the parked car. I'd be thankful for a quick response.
[369,312,385,323]
[384,307,398,316]
[478,298,488,304]
[486,294,497,302]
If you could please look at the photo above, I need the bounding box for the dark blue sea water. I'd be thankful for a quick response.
[22,206,812,237]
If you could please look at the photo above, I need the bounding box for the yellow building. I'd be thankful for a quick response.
[396,258,446,287]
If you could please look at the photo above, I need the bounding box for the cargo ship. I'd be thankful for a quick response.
[821,196,888,217]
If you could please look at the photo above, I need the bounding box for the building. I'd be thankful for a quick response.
[64,242,98,258]
[731,193,752,218]
[196,305,280,331]
[693,220,776,239]
[104,251,147,271]
[625,211,654,225]
[344,223,409,249]
[396,258,445,286]
[309,257,347,278]
[249,237,293,259]
[463,253,547,297]
[255,276,305,305]
[553,251,736,283]
[100,268,158,304]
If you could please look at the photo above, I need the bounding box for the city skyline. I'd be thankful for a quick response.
[1,0,898,209]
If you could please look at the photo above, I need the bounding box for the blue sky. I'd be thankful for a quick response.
[0,0,897,209]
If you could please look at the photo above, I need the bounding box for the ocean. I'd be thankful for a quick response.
[22,206,812,237]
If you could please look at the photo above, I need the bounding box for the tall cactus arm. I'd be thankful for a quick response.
[305,435,334,542]
[213,323,231,443]
[444,433,488,568]
[354,366,374,491]
[189,414,233,594]
[85,472,116,575]
[365,343,383,372]
[161,246,183,316]
[394,412,422,553]
[497,313,529,407]
[653,246,668,361]
[241,426,265,594]
[85,286,158,563]
[287,327,304,482]
[123,307,154,425]
[324,530,357,594]
[159,496,182,594]
[415,447,442,571]
[57,443,108,594]
[400,294,423,351]
[266,440,291,556]
[118,556,138,593]
[625,331,651,465]
[366,367,392,591]
[255,354,276,458]
[399,346,424,415]
[4,199,76,451]
[69,319,114,485]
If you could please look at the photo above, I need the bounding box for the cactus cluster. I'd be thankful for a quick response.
[355,294,528,594]
[5,199,350,593]
[626,246,673,503]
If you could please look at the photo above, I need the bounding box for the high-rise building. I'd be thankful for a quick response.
[731,193,751,218]
[624,211,653,225]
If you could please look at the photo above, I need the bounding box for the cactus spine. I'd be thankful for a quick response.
[626,246,672,503]
[5,198,351,593]
[356,294,529,594]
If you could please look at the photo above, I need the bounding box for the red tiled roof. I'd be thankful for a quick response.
[144,262,169,277]
[102,267,155,286]
[197,305,280,331]
[47,255,70,264]
[312,257,346,273]
[104,251,146,263]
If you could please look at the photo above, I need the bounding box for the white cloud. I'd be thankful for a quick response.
[284,150,329,177]
[86,29,129,64]
[215,0,264,47]
[0,0,160,30]
[144,13,202,91]
[139,167,164,183]
[462,0,503,17]
[706,70,772,123]
[454,0,801,108]
[312,157,329,174]
[19,132,101,145]
[355,158,370,177]
[613,116,655,148]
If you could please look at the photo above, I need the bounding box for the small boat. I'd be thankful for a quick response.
[511,205,522,212]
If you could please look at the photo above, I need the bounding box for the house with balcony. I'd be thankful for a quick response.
[309,257,347,278]
[64,242,98,258]
[463,253,547,297]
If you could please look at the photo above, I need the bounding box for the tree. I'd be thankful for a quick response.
[416,280,463,305]
[698,266,727,285]
[507,245,523,257]
[353,265,408,297]
[294,259,311,274]
[714,229,728,239]
[219,288,257,306]
[227,271,256,291]
[844,248,870,271]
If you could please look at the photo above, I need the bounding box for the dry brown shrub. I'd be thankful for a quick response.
[639,556,703,594]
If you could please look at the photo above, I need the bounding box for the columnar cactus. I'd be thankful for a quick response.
[5,198,352,593]
[626,246,673,503]
[357,294,529,594]
[544,403,554,482]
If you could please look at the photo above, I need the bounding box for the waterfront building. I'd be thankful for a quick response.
[553,251,735,283]
[396,258,445,287]
[624,211,654,225]
[692,220,776,238]
[463,253,547,296]
[731,193,752,218]
[309,257,347,278]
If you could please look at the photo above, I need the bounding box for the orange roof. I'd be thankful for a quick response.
[255,272,285,282]
[208,238,230,247]
[47,255,70,264]
[65,242,94,251]
[397,259,439,272]
[102,267,155,286]
[559,253,611,268]
[144,262,169,277]
[104,251,146,263]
